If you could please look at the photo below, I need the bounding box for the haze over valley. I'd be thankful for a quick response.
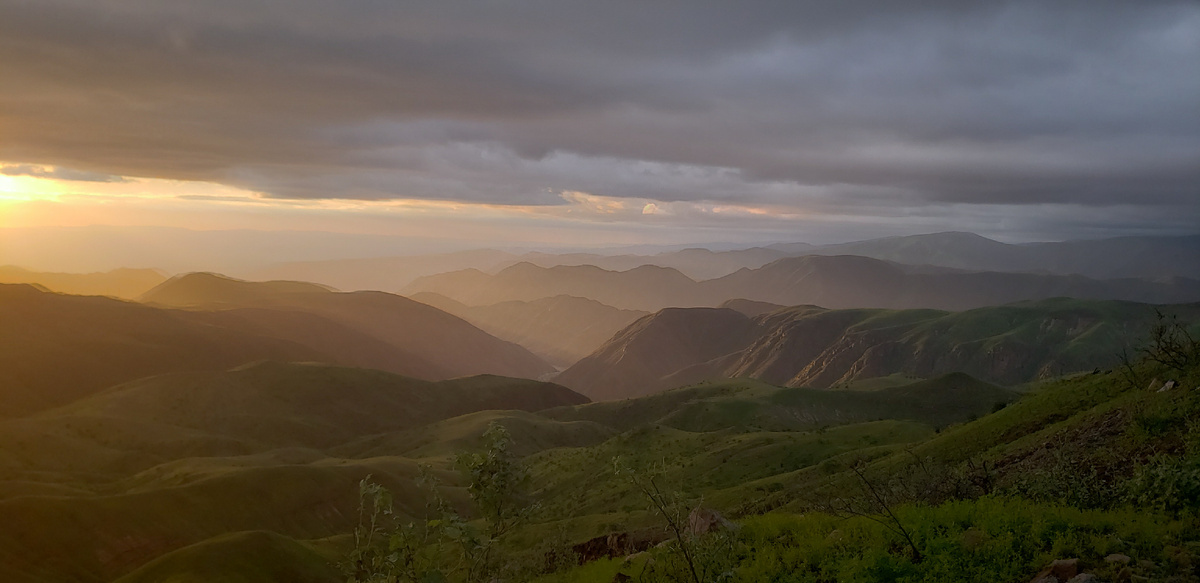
[3,1,1200,581]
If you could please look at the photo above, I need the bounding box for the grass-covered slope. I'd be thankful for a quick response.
[112,530,341,583]
[557,297,1200,400]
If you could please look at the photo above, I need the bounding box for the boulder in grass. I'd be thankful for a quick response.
[1030,558,1079,583]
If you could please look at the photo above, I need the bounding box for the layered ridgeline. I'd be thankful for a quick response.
[0,266,167,299]
[404,254,1200,312]
[252,233,1200,292]
[0,278,552,416]
[138,272,553,380]
[410,292,649,367]
[792,231,1200,280]
[555,298,1200,400]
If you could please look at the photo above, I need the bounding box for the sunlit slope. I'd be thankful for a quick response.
[405,254,1200,312]
[142,272,555,380]
[0,266,167,299]
[410,292,648,367]
[557,298,1200,400]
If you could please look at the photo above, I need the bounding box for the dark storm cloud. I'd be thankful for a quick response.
[0,0,1197,219]
[1,163,127,183]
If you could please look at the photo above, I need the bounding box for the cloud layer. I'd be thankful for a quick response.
[1,0,1197,238]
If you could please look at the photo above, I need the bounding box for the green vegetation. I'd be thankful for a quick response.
[3,295,1199,582]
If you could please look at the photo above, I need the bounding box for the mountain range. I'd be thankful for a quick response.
[405,254,1200,312]
[0,277,553,416]
[247,232,1200,293]
[554,298,1200,400]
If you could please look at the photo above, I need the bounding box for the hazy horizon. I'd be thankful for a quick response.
[3,1,1198,264]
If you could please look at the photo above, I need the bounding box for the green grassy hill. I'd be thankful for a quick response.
[112,530,341,583]
[557,298,1200,399]
[2,314,1198,583]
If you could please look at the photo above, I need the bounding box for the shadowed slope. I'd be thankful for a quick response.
[552,308,760,401]
[46,362,588,450]
[112,530,340,583]
[0,284,322,417]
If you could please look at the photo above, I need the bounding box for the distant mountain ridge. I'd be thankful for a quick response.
[0,266,166,299]
[0,278,553,416]
[140,272,554,381]
[554,298,1200,400]
[405,254,1200,312]
[252,232,1200,292]
[797,232,1200,280]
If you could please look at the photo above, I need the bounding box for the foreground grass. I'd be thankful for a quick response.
[537,498,1199,583]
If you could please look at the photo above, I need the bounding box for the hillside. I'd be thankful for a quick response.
[0,284,326,416]
[2,342,1197,581]
[0,362,588,483]
[410,292,649,367]
[0,266,167,299]
[556,298,1200,400]
[405,254,1200,312]
[141,272,555,381]
[0,280,555,417]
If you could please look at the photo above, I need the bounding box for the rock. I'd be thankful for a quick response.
[571,529,667,565]
[686,506,736,537]
[1158,380,1177,392]
[1067,575,1097,583]
[1105,554,1131,565]
[1030,558,1079,583]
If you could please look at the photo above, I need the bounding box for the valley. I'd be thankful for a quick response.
[1,232,1199,582]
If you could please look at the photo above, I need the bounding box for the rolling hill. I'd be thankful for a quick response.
[0,278,555,417]
[555,298,1200,400]
[141,272,555,381]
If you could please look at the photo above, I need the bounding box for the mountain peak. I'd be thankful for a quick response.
[139,272,332,307]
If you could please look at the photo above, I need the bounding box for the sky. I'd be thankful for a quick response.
[1,0,1198,266]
